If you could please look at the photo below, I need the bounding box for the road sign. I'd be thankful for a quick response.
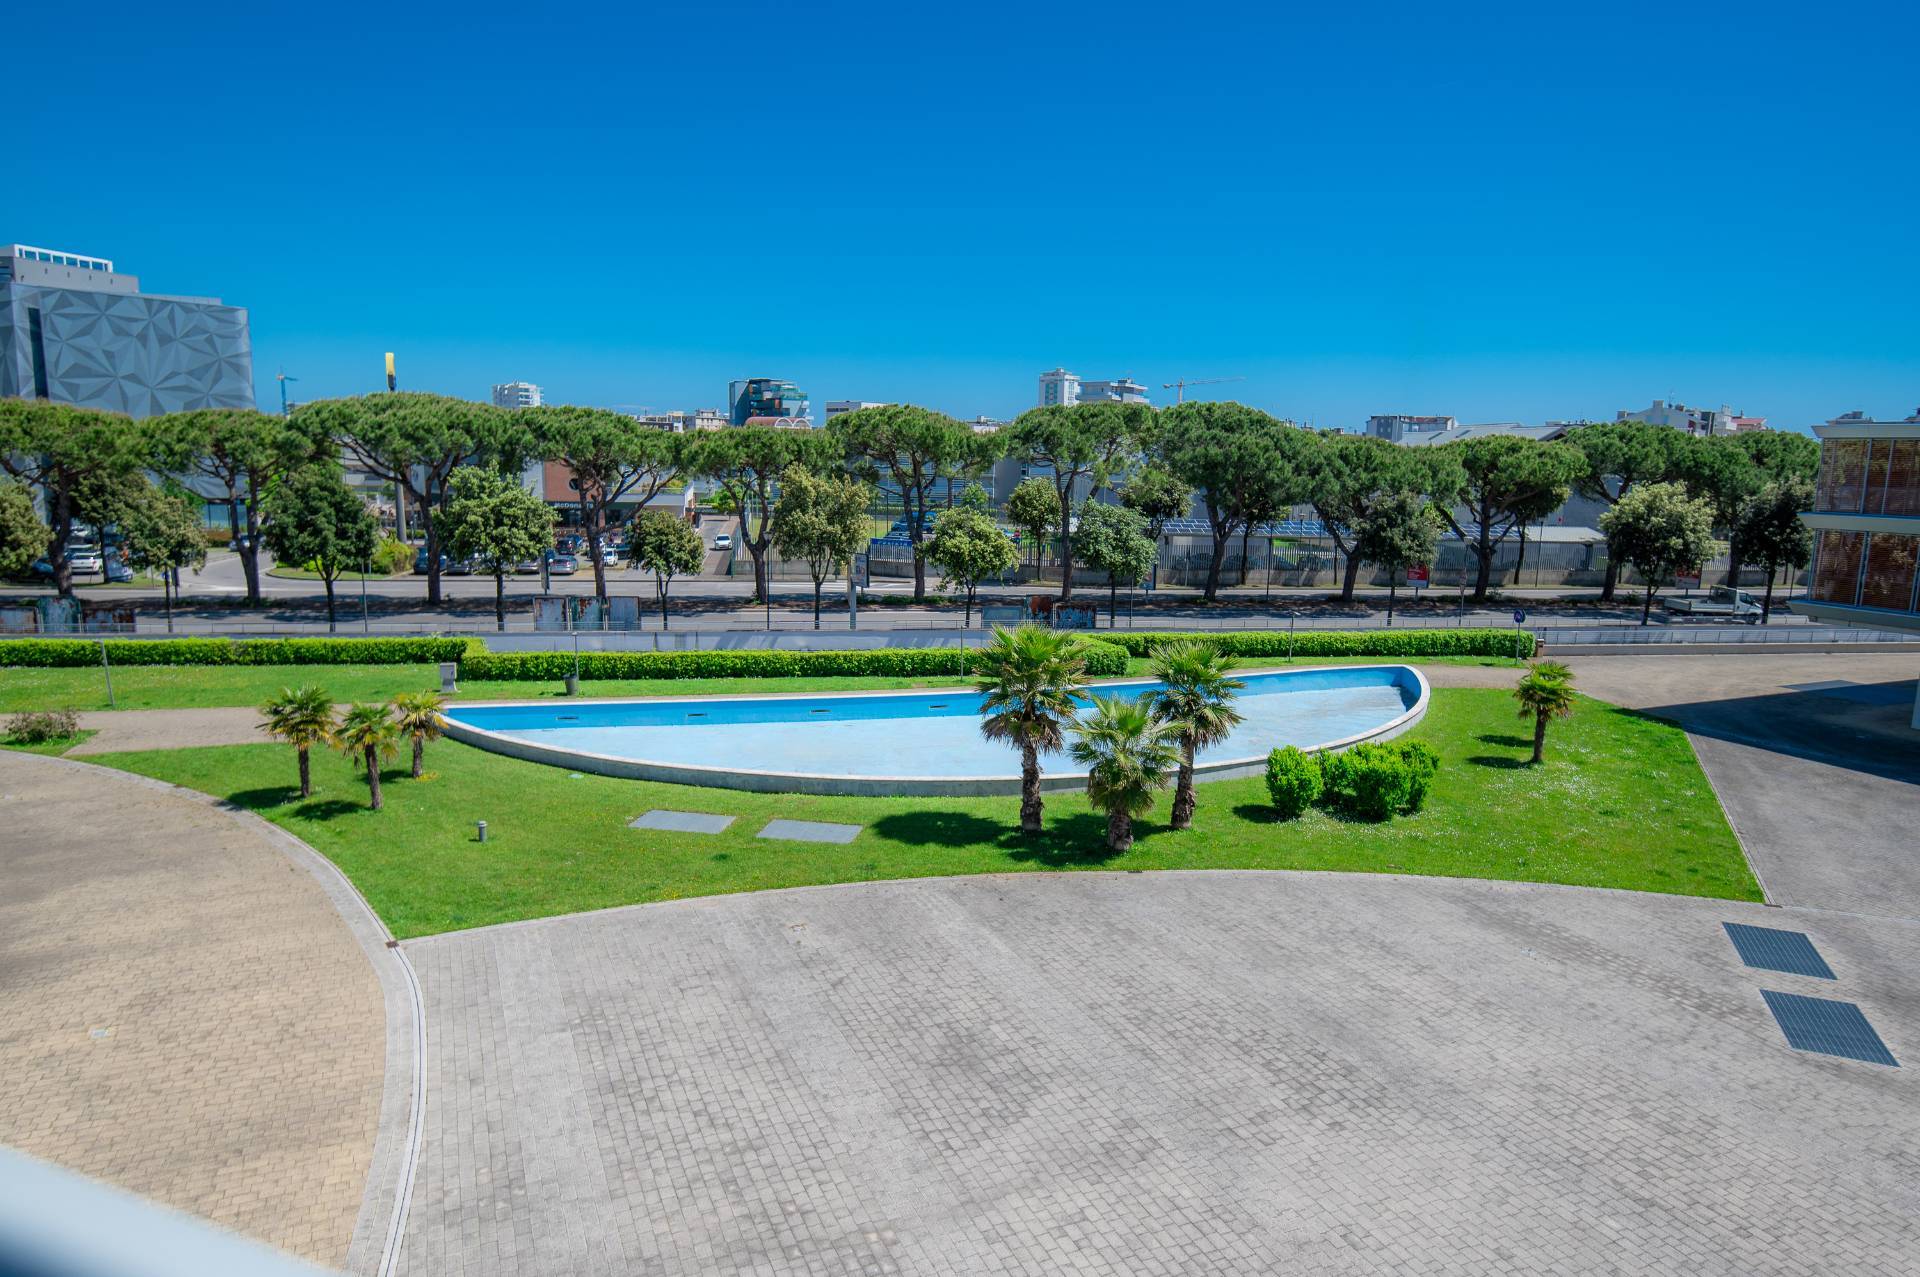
[851,552,869,589]
[1512,609,1527,626]
[1407,563,1429,589]
[1674,566,1701,589]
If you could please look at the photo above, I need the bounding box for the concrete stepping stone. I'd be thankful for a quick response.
[628,810,736,834]
[755,819,863,844]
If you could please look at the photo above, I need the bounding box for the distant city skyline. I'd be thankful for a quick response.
[11,1,1915,433]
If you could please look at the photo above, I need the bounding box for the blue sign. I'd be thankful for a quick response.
[1512,609,1527,625]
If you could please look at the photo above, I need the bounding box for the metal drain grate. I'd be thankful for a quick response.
[1760,991,1898,1066]
[1723,923,1835,979]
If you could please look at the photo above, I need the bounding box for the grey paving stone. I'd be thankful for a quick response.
[755,818,862,844]
[628,810,736,834]
[394,873,1920,1276]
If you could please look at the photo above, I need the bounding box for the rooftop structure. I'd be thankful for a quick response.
[825,400,888,420]
[1617,399,1764,436]
[1367,414,1457,443]
[729,377,809,426]
[492,380,543,410]
[1392,421,1572,447]
[1037,367,1079,407]
[1078,377,1150,405]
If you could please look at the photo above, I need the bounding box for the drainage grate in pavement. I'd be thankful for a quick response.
[1760,991,1898,1066]
[1723,923,1835,979]
[628,810,736,834]
[756,819,863,844]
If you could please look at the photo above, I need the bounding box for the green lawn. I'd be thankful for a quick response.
[0,654,1523,713]
[95,687,1757,939]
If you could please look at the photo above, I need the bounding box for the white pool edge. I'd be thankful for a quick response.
[438,663,1432,798]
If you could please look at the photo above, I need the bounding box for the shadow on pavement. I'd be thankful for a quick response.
[1628,679,1920,787]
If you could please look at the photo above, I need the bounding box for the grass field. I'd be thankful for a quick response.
[97,687,1758,939]
[0,654,1524,713]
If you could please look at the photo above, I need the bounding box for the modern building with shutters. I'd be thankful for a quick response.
[0,242,253,416]
[1795,410,1920,724]
[492,380,543,409]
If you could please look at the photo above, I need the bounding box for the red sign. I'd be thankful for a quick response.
[1406,563,1430,587]
[1674,566,1701,588]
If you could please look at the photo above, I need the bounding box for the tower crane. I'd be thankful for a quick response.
[1162,375,1246,403]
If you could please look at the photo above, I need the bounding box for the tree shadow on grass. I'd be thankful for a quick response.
[1476,733,1532,749]
[228,785,302,811]
[1465,755,1531,771]
[289,797,368,821]
[869,811,1007,848]
[1002,813,1129,867]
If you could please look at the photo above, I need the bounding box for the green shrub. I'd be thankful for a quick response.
[1264,745,1322,819]
[5,708,80,743]
[0,637,474,668]
[371,537,415,575]
[459,638,1128,682]
[1103,628,1535,660]
[1318,739,1440,821]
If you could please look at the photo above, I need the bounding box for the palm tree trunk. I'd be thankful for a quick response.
[1107,808,1133,852]
[298,745,311,798]
[365,746,383,810]
[1019,744,1043,835]
[1532,712,1547,764]
[1171,744,1196,831]
[412,736,424,778]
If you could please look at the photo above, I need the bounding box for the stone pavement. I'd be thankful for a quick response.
[71,705,268,754]
[393,872,1919,1276]
[0,750,389,1269]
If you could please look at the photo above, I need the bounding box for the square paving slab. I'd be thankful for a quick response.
[756,818,863,843]
[627,810,736,834]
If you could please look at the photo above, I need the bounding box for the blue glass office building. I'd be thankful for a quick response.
[0,243,253,417]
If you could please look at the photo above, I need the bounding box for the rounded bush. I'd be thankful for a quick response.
[1264,745,1323,819]
[1318,740,1440,821]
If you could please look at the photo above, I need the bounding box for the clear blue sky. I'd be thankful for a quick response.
[15,1,1917,429]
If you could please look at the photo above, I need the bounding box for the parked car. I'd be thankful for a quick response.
[66,547,104,575]
[601,544,623,567]
[712,532,733,551]
[546,550,579,575]
[103,553,134,583]
[1664,585,1763,623]
[511,556,543,574]
[413,547,451,574]
[443,555,480,576]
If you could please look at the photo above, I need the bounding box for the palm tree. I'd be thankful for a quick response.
[258,685,336,798]
[390,690,448,778]
[335,703,402,810]
[1142,640,1245,830]
[1070,694,1181,852]
[974,625,1089,835]
[1513,661,1578,764]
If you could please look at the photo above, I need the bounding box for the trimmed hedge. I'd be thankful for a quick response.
[0,636,474,668]
[460,638,1131,682]
[1264,745,1323,819]
[1316,739,1441,822]
[1105,627,1536,660]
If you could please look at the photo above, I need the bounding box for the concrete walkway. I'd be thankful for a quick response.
[0,751,392,1269]
[72,705,267,754]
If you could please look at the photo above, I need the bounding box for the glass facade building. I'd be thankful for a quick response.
[728,377,809,426]
[0,243,252,417]
[1796,414,1920,630]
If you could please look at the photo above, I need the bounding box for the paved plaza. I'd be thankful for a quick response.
[0,751,392,1269]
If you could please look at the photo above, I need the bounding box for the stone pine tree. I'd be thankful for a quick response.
[118,484,210,632]
[828,405,980,603]
[690,427,838,605]
[0,481,49,579]
[1598,481,1722,625]
[925,504,1018,626]
[152,408,313,606]
[525,405,681,601]
[1561,421,1688,601]
[770,465,873,629]
[1159,402,1314,602]
[1004,402,1147,600]
[0,400,145,597]
[627,510,706,629]
[437,465,557,630]
[1732,477,1815,623]
[1423,436,1587,602]
[262,467,380,632]
[1309,433,1435,603]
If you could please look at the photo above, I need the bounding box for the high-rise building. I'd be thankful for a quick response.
[1078,377,1150,405]
[0,242,252,416]
[1038,368,1080,407]
[492,380,543,409]
[729,377,810,426]
[825,400,888,421]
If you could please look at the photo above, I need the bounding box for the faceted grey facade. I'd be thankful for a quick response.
[1,249,253,417]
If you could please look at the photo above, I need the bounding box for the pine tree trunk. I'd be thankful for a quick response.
[1642,584,1655,625]
[494,571,506,630]
[1107,808,1133,853]
[1019,744,1044,835]
[1171,746,1196,831]
[1762,572,1775,624]
[412,736,424,778]
[1600,556,1620,603]
[1532,712,1547,764]
[365,746,383,810]
[298,746,312,798]
[1340,548,1362,602]
[323,576,337,632]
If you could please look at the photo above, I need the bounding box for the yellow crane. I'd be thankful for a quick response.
[1162,375,1246,403]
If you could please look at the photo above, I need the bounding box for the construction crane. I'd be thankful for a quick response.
[1162,375,1246,403]
[276,369,299,418]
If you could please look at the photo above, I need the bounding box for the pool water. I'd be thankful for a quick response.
[446,665,1422,782]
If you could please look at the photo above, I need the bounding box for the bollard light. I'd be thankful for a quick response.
[476,820,488,843]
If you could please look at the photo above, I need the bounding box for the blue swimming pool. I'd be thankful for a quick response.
[441,664,1430,796]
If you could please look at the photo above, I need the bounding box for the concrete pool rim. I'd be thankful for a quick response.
[438,663,1432,798]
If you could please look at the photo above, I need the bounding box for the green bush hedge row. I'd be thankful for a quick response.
[0,636,475,667]
[460,638,1130,682]
[1105,628,1535,660]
